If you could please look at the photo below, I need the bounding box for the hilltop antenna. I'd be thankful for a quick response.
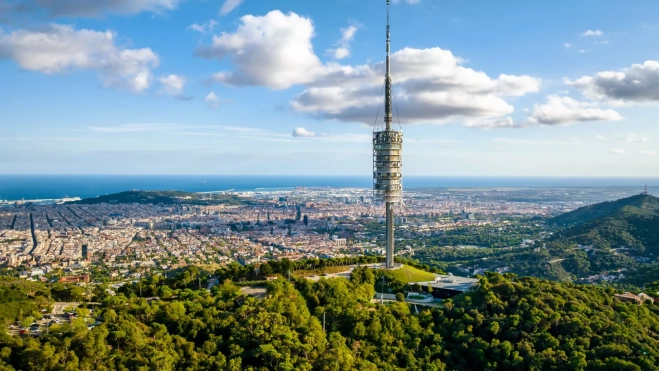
[644,184,648,195]
[373,0,403,269]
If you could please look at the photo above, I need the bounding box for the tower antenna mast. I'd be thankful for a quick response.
[385,0,392,131]
[373,0,402,269]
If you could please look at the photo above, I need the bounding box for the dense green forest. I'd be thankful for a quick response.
[409,195,659,283]
[0,266,658,370]
[549,194,659,254]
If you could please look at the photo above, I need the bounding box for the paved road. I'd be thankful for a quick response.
[370,298,440,308]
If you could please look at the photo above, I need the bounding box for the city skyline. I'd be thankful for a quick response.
[2,0,659,176]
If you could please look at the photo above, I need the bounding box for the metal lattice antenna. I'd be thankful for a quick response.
[384,0,392,131]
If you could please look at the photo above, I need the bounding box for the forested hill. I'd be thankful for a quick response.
[549,194,659,253]
[67,190,252,206]
[551,193,659,225]
[1,269,659,370]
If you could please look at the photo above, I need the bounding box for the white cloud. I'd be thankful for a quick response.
[292,127,316,137]
[0,24,159,91]
[638,150,657,156]
[14,0,183,17]
[582,29,603,37]
[595,40,610,45]
[619,133,648,143]
[596,135,605,142]
[578,49,591,53]
[564,43,571,48]
[220,0,243,15]
[327,24,358,60]
[527,95,623,126]
[463,117,518,129]
[611,149,626,154]
[158,74,191,100]
[197,10,541,127]
[188,20,217,34]
[204,92,220,108]
[198,10,322,89]
[567,61,659,104]
[290,48,541,125]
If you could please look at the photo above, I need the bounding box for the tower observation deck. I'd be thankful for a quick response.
[373,0,402,269]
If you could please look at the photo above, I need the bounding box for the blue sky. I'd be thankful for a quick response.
[1,0,659,176]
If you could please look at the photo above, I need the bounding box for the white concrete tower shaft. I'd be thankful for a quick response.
[373,0,402,269]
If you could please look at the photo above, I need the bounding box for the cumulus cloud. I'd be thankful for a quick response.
[197,10,541,127]
[582,29,603,37]
[578,49,591,53]
[527,95,623,126]
[0,24,159,91]
[619,133,648,143]
[596,135,605,142]
[289,48,541,124]
[567,60,659,104]
[611,149,626,154]
[12,0,183,17]
[292,127,316,137]
[220,0,243,15]
[638,150,657,156]
[197,10,322,89]
[327,24,358,60]
[564,43,571,48]
[188,20,217,34]
[204,92,220,108]
[158,74,192,100]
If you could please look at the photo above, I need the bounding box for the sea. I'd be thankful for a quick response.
[0,175,657,201]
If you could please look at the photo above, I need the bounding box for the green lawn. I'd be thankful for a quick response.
[389,265,436,283]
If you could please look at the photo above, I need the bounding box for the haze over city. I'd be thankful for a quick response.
[2,0,659,175]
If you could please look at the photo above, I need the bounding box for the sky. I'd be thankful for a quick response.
[1,0,659,176]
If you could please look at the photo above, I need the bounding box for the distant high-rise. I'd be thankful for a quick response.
[373,0,402,269]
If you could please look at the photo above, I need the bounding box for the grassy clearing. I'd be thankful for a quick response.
[389,265,437,283]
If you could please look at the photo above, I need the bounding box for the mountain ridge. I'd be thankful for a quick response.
[550,193,659,253]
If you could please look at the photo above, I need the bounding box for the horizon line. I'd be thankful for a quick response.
[2,174,659,178]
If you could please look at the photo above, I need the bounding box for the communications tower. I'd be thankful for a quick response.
[373,0,402,269]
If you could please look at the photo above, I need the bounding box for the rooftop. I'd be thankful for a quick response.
[418,275,480,292]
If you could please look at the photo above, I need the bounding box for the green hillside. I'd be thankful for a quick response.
[549,194,659,253]
[68,190,252,206]
[2,269,659,370]
[389,265,437,282]
[551,194,659,225]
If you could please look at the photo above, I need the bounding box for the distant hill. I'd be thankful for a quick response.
[67,190,252,206]
[550,193,659,253]
[552,193,659,224]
